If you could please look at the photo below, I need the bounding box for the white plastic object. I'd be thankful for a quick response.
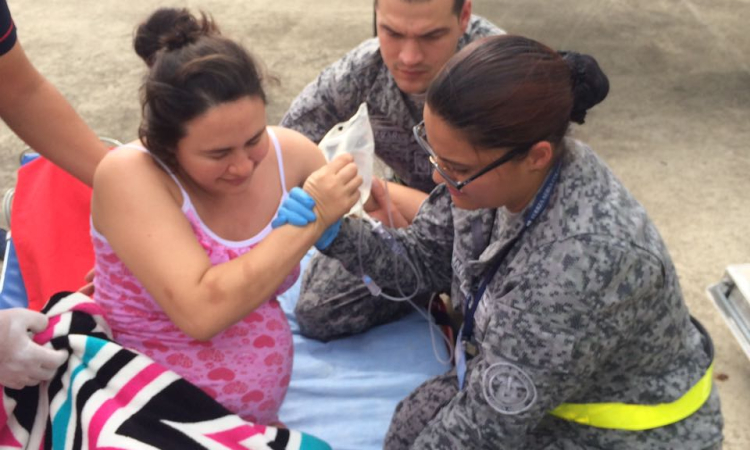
[707,264,750,360]
[318,103,374,215]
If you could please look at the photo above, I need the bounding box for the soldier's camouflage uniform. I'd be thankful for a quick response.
[281,16,504,340]
[320,140,723,449]
[281,15,503,192]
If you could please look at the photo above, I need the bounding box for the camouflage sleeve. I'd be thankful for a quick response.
[410,237,663,449]
[467,15,506,39]
[323,186,455,297]
[279,42,374,143]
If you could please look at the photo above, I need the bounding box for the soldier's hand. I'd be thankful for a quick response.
[271,187,317,228]
[363,178,409,228]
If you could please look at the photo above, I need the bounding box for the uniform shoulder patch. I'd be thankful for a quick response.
[482,362,537,415]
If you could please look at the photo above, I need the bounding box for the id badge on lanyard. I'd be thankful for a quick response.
[456,286,488,390]
[455,328,468,389]
[455,325,481,389]
[455,161,561,391]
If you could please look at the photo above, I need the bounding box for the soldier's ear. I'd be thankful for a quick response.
[525,141,554,174]
[459,0,472,33]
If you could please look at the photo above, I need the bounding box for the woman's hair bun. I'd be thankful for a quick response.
[134,8,219,67]
[560,51,610,124]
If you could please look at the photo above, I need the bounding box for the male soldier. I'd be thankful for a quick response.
[281,0,503,340]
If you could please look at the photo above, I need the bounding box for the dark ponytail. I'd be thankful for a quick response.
[134,8,270,169]
[426,35,609,153]
[560,51,610,124]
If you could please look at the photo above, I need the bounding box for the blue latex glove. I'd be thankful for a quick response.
[315,219,341,251]
[271,187,316,228]
[271,187,341,250]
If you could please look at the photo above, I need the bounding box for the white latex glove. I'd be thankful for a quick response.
[0,308,68,389]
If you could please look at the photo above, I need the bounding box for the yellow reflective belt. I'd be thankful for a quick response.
[549,363,714,431]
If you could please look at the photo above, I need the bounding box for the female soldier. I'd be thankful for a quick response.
[275,35,723,449]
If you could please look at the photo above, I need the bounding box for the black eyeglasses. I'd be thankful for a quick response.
[413,121,529,191]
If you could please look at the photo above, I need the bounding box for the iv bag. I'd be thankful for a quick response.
[318,102,374,214]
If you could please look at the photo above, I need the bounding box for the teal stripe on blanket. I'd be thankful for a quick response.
[53,336,107,448]
[301,433,333,450]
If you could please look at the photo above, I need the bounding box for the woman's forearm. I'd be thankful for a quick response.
[175,222,325,340]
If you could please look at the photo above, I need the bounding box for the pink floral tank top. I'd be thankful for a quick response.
[91,128,299,424]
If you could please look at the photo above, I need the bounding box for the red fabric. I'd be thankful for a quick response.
[11,157,93,311]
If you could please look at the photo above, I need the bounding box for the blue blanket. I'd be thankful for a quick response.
[279,251,450,450]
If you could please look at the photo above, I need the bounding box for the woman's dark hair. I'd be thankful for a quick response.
[134,8,270,168]
[426,35,609,154]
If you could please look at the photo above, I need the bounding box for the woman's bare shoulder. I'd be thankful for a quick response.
[269,126,326,187]
[94,142,179,206]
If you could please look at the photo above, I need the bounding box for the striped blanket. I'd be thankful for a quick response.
[0,292,330,450]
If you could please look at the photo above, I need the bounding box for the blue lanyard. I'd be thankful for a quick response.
[461,161,562,354]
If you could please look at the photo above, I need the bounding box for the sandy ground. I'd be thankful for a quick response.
[1,0,748,447]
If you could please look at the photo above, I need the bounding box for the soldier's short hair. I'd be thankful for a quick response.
[374,0,466,17]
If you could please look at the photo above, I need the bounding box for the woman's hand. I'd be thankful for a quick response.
[77,268,96,296]
[271,154,360,250]
[303,154,362,227]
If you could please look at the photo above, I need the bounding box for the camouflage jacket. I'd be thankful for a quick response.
[280,15,503,193]
[324,139,723,449]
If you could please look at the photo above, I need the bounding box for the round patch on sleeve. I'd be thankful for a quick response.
[482,362,537,415]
